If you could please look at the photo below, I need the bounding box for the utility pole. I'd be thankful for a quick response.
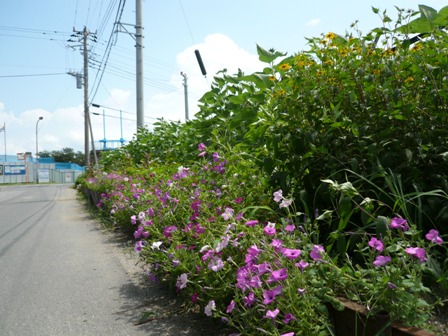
[69,27,98,167]
[83,26,90,166]
[180,72,189,121]
[136,0,144,129]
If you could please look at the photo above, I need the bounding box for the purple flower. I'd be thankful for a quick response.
[267,268,288,283]
[130,215,137,225]
[390,217,409,231]
[405,247,427,263]
[282,248,301,260]
[264,223,276,236]
[226,300,235,314]
[212,152,220,162]
[285,223,295,232]
[310,245,325,261]
[244,292,255,307]
[134,240,144,252]
[264,308,280,320]
[426,229,443,245]
[246,219,258,227]
[283,313,296,324]
[281,333,295,336]
[255,262,271,275]
[373,255,391,267]
[368,237,384,252]
[163,225,178,238]
[263,285,283,304]
[295,260,309,272]
[198,143,207,151]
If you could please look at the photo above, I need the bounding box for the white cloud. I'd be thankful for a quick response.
[306,18,321,27]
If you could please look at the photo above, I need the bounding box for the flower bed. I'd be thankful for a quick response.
[79,144,445,335]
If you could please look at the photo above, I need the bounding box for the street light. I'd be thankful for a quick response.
[36,116,43,184]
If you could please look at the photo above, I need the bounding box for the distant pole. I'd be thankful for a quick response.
[181,72,189,121]
[102,109,106,149]
[3,123,5,162]
[136,0,144,129]
[35,116,43,183]
[83,26,90,167]
[119,110,124,145]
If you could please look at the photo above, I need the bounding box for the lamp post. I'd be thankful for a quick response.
[36,116,43,183]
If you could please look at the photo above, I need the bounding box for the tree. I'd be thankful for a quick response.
[38,147,85,166]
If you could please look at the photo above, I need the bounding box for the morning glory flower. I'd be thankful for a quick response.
[244,292,255,307]
[198,143,207,151]
[226,300,235,314]
[282,248,301,260]
[373,255,391,267]
[273,190,283,202]
[264,308,280,320]
[150,241,163,250]
[368,237,384,252]
[221,207,234,220]
[390,217,409,231]
[204,300,215,317]
[310,245,325,261]
[283,313,296,324]
[426,229,443,245]
[405,247,427,263]
[295,260,309,272]
[208,257,224,272]
[134,240,144,252]
[176,273,188,289]
[245,219,258,227]
[267,268,288,283]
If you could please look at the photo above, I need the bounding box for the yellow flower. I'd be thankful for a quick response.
[316,70,325,77]
[372,69,381,76]
[269,75,277,81]
[404,76,414,83]
[297,60,306,68]
[411,43,423,52]
[279,63,291,71]
[325,32,336,40]
[324,59,334,66]
[339,48,349,57]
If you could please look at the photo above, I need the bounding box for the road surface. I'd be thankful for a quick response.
[0,184,232,336]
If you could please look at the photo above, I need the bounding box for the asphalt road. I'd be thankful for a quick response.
[0,184,232,336]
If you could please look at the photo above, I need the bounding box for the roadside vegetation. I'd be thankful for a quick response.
[77,5,448,335]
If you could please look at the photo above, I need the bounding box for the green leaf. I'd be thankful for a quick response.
[375,216,389,237]
[256,44,286,63]
[372,6,379,14]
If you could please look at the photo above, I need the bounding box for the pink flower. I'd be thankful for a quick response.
[244,292,255,307]
[283,313,296,324]
[368,237,384,252]
[264,308,280,320]
[426,229,443,245]
[373,255,391,267]
[264,226,276,236]
[221,207,234,220]
[245,219,258,227]
[390,217,409,231]
[279,198,293,208]
[204,300,215,316]
[163,225,178,238]
[310,245,325,261]
[226,300,235,314]
[295,260,309,272]
[198,143,207,151]
[405,247,427,263]
[273,190,283,202]
[263,286,283,305]
[285,223,295,232]
[281,333,295,336]
[282,248,301,260]
[267,268,288,283]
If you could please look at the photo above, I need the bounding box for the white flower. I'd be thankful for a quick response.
[200,245,211,253]
[151,241,163,250]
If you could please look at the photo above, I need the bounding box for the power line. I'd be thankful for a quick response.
[0,73,67,78]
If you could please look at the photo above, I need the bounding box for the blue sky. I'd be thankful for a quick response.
[0,0,445,157]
